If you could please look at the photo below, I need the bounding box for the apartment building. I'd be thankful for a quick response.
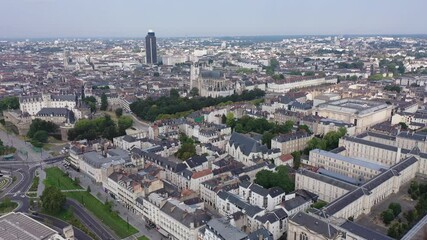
[271,131,313,155]
[238,182,285,211]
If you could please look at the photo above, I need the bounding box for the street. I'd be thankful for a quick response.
[0,128,160,239]
[61,164,162,240]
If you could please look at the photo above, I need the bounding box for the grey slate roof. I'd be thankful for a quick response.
[36,107,75,123]
[398,131,427,141]
[340,221,394,240]
[247,228,274,240]
[256,208,288,224]
[205,218,247,240]
[134,149,187,173]
[298,169,358,191]
[217,190,263,217]
[229,132,271,156]
[160,201,211,228]
[123,135,137,142]
[312,149,388,171]
[186,155,208,169]
[283,196,311,212]
[323,156,418,217]
[289,212,340,238]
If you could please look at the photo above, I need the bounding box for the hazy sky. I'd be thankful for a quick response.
[1,0,426,38]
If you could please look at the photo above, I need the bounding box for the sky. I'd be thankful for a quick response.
[0,0,426,38]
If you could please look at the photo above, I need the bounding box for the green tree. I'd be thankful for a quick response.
[298,124,311,134]
[0,96,19,111]
[291,151,302,169]
[189,87,199,97]
[381,209,395,225]
[169,89,180,99]
[175,134,196,160]
[33,130,49,143]
[100,92,108,111]
[27,119,59,138]
[226,112,236,128]
[118,116,133,135]
[40,186,66,214]
[254,166,294,193]
[389,203,402,217]
[398,122,408,130]
[221,114,227,124]
[270,58,279,69]
[115,108,123,117]
[262,132,274,149]
[387,223,400,238]
[83,96,97,112]
[404,209,418,224]
[130,89,265,121]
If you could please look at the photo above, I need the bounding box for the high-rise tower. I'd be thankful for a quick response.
[145,30,157,64]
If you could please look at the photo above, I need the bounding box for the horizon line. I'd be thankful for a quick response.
[1,33,427,41]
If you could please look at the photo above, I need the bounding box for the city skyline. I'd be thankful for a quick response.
[1,0,427,38]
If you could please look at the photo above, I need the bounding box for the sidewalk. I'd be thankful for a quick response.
[37,169,45,197]
[61,165,162,240]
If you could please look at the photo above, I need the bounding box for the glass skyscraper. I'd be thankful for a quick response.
[145,30,157,64]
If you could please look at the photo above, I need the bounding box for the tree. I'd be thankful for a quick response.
[130,89,265,122]
[68,115,119,141]
[384,85,402,93]
[389,203,402,217]
[115,108,123,117]
[169,89,180,99]
[404,209,417,224]
[175,134,197,160]
[100,92,108,111]
[33,130,49,143]
[298,124,311,134]
[254,166,295,193]
[262,132,274,149]
[398,122,408,130]
[221,114,227,124]
[226,112,236,129]
[0,96,19,111]
[118,116,133,135]
[381,209,395,225]
[189,87,199,97]
[291,151,301,169]
[27,119,59,138]
[41,186,66,214]
[83,96,97,112]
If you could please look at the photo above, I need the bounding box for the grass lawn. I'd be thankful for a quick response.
[137,236,150,240]
[0,200,18,214]
[44,167,138,238]
[44,168,82,190]
[29,176,39,192]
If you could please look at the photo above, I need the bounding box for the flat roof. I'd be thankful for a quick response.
[0,212,60,240]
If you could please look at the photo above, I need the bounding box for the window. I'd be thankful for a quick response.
[300,232,308,240]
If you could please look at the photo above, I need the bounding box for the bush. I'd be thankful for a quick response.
[389,203,402,217]
[115,108,123,117]
[382,209,395,225]
[33,130,49,143]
